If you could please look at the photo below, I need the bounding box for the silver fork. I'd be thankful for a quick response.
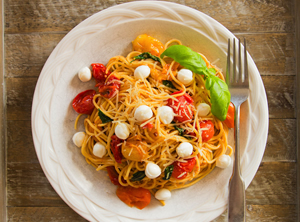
[227,38,249,222]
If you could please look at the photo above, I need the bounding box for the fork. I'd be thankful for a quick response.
[226,38,249,222]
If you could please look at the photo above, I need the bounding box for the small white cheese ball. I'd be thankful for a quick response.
[197,103,211,116]
[155,188,171,201]
[145,162,161,179]
[177,69,193,84]
[115,123,130,140]
[78,67,92,82]
[72,132,85,147]
[93,142,106,158]
[176,142,193,158]
[157,106,174,124]
[216,154,231,168]
[134,105,153,122]
[134,65,151,80]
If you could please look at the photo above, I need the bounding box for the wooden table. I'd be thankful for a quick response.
[2,0,299,221]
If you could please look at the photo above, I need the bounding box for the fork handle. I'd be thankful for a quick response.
[228,103,246,222]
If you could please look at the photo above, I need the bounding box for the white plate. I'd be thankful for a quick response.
[31,1,268,222]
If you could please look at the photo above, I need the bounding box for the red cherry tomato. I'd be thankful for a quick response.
[167,91,195,122]
[110,135,123,163]
[72,90,96,114]
[141,122,154,130]
[91,63,110,83]
[200,120,214,142]
[116,186,151,210]
[106,166,121,186]
[97,75,121,99]
[172,158,196,179]
[224,102,235,128]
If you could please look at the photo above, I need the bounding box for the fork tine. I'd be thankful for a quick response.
[233,38,236,83]
[227,39,231,84]
[238,38,242,83]
[244,38,248,84]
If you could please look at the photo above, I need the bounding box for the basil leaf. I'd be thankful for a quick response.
[131,171,146,181]
[183,135,193,140]
[205,75,231,121]
[131,52,161,63]
[162,80,176,89]
[173,125,185,136]
[160,45,211,76]
[163,165,174,180]
[98,109,113,123]
[160,45,231,121]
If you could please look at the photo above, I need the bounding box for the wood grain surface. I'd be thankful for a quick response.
[4,0,298,221]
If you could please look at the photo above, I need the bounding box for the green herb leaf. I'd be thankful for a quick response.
[183,135,193,140]
[173,124,185,136]
[162,80,176,89]
[131,52,161,63]
[98,109,113,123]
[205,75,231,121]
[160,45,210,76]
[163,165,174,180]
[131,171,146,181]
[160,45,231,121]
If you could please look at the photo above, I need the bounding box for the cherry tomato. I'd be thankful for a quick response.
[116,186,151,209]
[132,34,165,56]
[91,63,110,83]
[72,90,96,114]
[167,91,195,122]
[110,135,123,163]
[106,166,121,186]
[200,120,214,142]
[141,122,154,130]
[224,102,235,128]
[121,136,148,162]
[172,158,196,180]
[97,75,121,99]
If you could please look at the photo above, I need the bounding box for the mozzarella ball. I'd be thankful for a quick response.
[177,69,193,84]
[134,65,151,80]
[145,162,161,179]
[157,106,174,124]
[115,123,130,140]
[176,142,193,158]
[93,142,106,158]
[216,154,231,168]
[72,132,85,147]
[155,188,171,201]
[197,103,211,116]
[134,105,153,122]
[78,67,92,82]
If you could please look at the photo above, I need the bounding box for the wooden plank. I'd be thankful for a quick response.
[7,163,66,207]
[6,204,297,222]
[295,0,300,221]
[4,33,295,78]
[4,0,294,33]
[246,162,296,205]
[0,0,6,220]
[7,120,36,164]
[262,75,295,119]
[6,118,296,165]
[6,77,37,121]
[4,33,64,78]
[235,33,295,76]
[6,161,295,207]
[5,76,295,122]
[213,205,296,222]
[7,207,87,222]
[263,119,296,162]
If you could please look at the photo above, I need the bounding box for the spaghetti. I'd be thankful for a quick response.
[73,35,233,209]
